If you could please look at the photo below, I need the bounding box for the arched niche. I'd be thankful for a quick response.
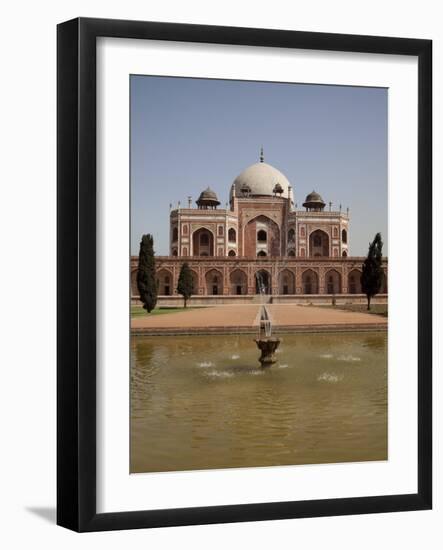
[348,269,362,294]
[192,227,214,256]
[309,229,329,257]
[205,269,223,295]
[244,215,281,257]
[255,269,271,294]
[325,269,342,294]
[302,269,319,294]
[230,269,247,295]
[156,269,173,296]
[279,269,295,295]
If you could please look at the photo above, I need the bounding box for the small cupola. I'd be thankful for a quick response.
[302,191,326,211]
[273,183,284,196]
[196,187,220,209]
[240,182,251,196]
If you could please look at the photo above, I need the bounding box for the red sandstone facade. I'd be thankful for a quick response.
[131,256,388,299]
[131,153,387,300]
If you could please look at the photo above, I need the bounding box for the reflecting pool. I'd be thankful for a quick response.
[130,333,387,473]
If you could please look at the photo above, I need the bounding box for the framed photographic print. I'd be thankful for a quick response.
[57,17,432,531]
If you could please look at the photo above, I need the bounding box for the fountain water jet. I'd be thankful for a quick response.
[254,273,280,366]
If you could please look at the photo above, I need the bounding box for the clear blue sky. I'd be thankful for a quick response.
[131,75,387,256]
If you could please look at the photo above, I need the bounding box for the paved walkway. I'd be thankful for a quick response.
[131,304,387,335]
[268,304,386,327]
[132,305,260,330]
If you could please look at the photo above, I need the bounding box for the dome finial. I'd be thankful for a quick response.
[259,146,264,163]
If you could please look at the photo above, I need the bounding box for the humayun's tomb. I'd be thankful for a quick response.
[131,149,387,305]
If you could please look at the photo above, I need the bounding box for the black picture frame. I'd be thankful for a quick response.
[57,17,432,532]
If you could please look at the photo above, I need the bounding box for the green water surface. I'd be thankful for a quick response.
[131,332,387,473]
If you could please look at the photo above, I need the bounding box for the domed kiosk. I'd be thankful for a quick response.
[196,187,220,209]
[302,191,326,211]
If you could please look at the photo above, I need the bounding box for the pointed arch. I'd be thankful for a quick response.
[229,269,247,295]
[156,268,173,296]
[325,269,342,294]
[278,269,295,295]
[302,269,318,295]
[309,229,329,257]
[244,215,281,257]
[205,268,223,295]
[348,269,362,294]
[192,227,215,256]
[255,269,272,294]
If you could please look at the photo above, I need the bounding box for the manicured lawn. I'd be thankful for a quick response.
[131,305,201,318]
[322,303,388,317]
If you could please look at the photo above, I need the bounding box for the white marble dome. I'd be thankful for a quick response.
[231,161,291,198]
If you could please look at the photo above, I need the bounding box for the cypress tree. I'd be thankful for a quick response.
[177,262,194,308]
[361,233,384,310]
[136,234,157,313]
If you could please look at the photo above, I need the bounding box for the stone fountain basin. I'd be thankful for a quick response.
[255,337,281,366]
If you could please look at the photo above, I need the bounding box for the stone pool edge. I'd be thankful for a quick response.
[131,323,388,336]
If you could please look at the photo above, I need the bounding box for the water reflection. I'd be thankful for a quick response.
[131,333,387,473]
